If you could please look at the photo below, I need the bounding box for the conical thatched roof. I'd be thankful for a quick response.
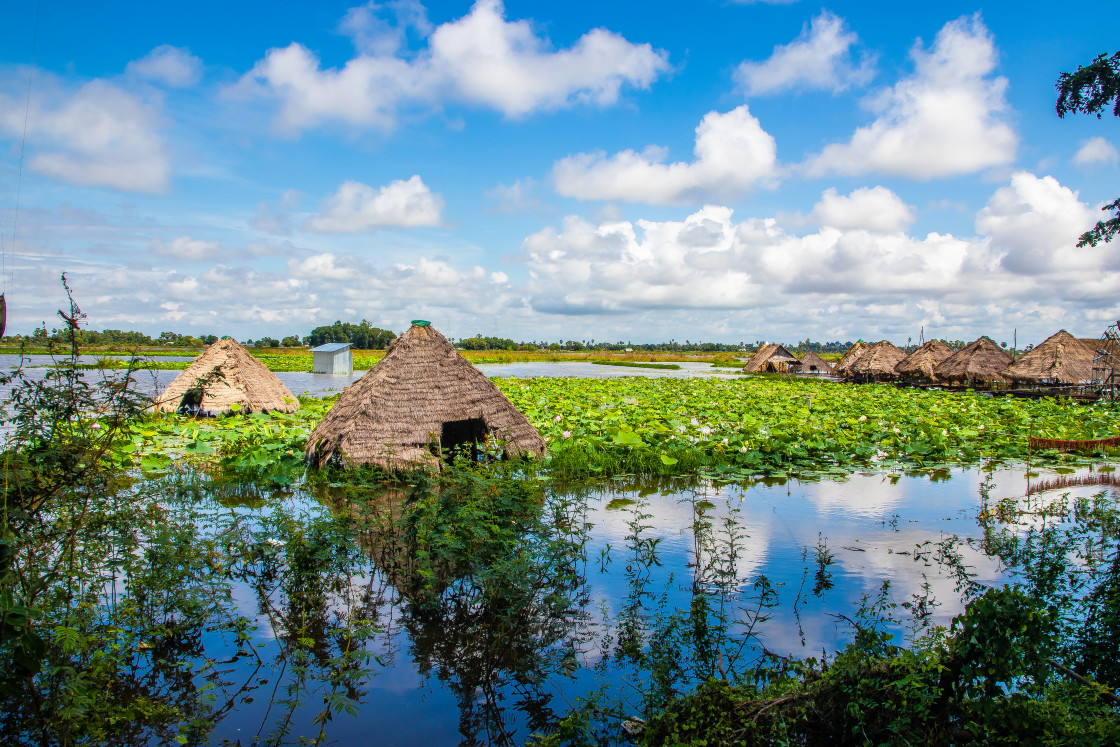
[1004,330,1096,385]
[152,337,298,415]
[743,343,799,372]
[305,323,544,471]
[798,351,833,373]
[832,341,869,377]
[895,340,955,382]
[847,340,906,380]
[933,336,1013,385]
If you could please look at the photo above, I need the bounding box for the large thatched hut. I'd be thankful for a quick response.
[895,340,955,383]
[846,340,906,382]
[933,336,1013,385]
[743,344,800,373]
[798,351,833,374]
[152,337,298,415]
[1004,330,1096,386]
[305,321,544,471]
[832,341,869,378]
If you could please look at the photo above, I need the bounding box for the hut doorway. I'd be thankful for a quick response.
[439,418,489,462]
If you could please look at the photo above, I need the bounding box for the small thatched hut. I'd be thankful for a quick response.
[153,337,299,415]
[798,351,833,373]
[305,321,544,471]
[895,340,955,383]
[832,341,869,377]
[933,336,1013,385]
[742,344,801,373]
[846,341,906,381]
[1004,330,1096,386]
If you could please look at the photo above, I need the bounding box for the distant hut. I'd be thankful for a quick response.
[742,344,801,373]
[832,341,869,378]
[305,321,544,471]
[1004,330,1096,386]
[847,340,906,382]
[798,351,833,374]
[895,340,955,383]
[933,336,1013,386]
[311,342,353,374]
[153,337,299,415]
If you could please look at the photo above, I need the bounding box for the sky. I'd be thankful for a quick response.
[0,0,1117,347]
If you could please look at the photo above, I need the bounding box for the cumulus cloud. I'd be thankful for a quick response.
[234,0,669,132]
[149,236,221,260]
[126,45,203,87]
[303,176,444,232]
[735,11,875,96]
[553,106,778,205]
[0,77,170,193]
[1073,136,1119,167]
[811,186,914,233]
[804,14,1016,179]
[976,172,1097,275]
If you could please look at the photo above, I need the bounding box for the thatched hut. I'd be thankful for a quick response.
[742,344,801,373]
[1004,330,1096,385]
[846,340,906,382]
[895,340,955,383]
[153,337,299,415]
[798,351,833,373]
[932,336,1013,385]
[832,341,869,377]
[305,321,544,471]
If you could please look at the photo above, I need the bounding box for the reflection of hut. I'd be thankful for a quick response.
[305,322,544,470]
[895,340,955,383]
[847,341,906,382]
[153,337,299,415]
[933,336,1013,386]
[832,341,869,378]
[742,344,801,373]
[798,351,833,374]
[1004,330,1096,386]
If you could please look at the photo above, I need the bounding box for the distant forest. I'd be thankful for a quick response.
[5,322,989,355]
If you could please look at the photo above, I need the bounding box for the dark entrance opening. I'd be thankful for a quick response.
[178,387,204,416]
[440,418,489,462]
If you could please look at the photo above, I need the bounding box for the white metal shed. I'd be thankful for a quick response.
[311,342,353,375]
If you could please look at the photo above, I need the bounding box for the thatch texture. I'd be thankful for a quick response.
[933,336,1013,385]
[742,344,800,373]
[847,341,906,381]
[895,340,955,382]
[152,337,298,415]
[305,323,544,471]
[1004,330,1096,385]
[832,341,869,377]
[798,351,833,373]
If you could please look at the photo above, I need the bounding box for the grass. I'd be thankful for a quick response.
[592,359,682,370]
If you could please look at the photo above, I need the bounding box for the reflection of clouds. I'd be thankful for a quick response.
[804,473,905,519]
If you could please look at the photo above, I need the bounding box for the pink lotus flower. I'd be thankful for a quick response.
[562,430,572,439]
[553,415,562,423]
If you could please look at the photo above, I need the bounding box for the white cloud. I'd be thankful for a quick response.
[126,45,203,87]
[303,176,444,232]
[485,177,546,214]
[339,0,433,56]
[553,106,778,205]
[735,11,875,96]
[805,14,1016,179]
[811,186,914,233]
[149,236,221,260]
[0,77,170,193]
[234,0,669,133]
[976,172,1097,275]
[1073,136,1119,167]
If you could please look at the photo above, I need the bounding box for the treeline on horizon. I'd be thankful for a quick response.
[3,321,999,355]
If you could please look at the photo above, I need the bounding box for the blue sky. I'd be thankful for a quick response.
[1,0,1117,346]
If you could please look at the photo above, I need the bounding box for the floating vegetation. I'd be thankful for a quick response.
[591,359,682,370]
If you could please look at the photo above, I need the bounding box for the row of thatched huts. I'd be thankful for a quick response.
[742,344,834,374]
[830,330,1111,388]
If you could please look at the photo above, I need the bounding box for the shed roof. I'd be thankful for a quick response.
[311,342,352,353]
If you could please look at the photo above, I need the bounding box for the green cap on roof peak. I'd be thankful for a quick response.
[411,320,430,327]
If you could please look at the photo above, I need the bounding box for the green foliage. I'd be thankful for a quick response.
[1056,51,1120,246]
[591,360,682,370]
[306,320,396,349]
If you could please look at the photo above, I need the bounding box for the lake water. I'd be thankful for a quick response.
[165,463,1073,746]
